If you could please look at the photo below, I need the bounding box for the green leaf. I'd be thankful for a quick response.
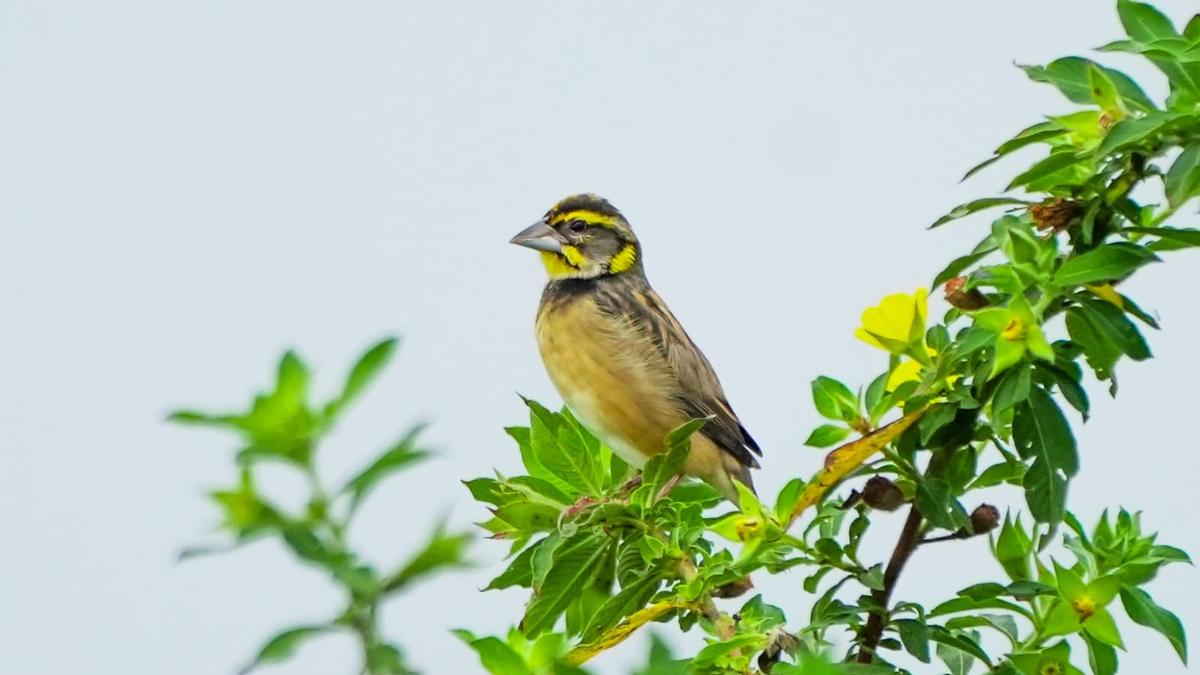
[930,198,1030,229]
[992,364,1032,415]
[995,516,1033,582]
[1127,226,1200,248]
[804,424,851,448]
[329,337,398,416]
[520,533,614,637]
[364,644,410,675]
[812,376,860,422]
[210,471,282,537]
[932,248,996,288]
[1086,607,1125,648]
[963,122,1069,181]
[1039,363,1090,420]
[914,478,969,531]
[582,572,662,640]
[1022,57,1156,113]
[166,409,242,428]
[774,477,805,523]
[1187,15,1200,41]
[934,634,978,675]
[1117,0,1179,43]
[387,524,471,592]
[641,418,704,502]
[1087,64,1121,113]
[1146,47,1200,97]
[239,625,333,674]
[1165,143,1200,207]
[1013,387,1078,523]
[918,403,959,446]
[524,400,605,497]
[896,619,932,663]
[930,596,1032,619]
[484,542,538,591]
[692,634,768,668]
[1120,587,1188,663]
[635,634,691,675]
[1096,112,1187,157]
[1007,151,1089,192]
[1054,244,1158,287]
[1013,387,1078,475]
[1071,297,1152,361]
[1084,632,1119,675]
[1066,310,1122,382]
[340,427,430,514]
[280,524,339,566]
[453,631,531,675]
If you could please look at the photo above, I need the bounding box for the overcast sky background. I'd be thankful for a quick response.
[2,1,1198,673]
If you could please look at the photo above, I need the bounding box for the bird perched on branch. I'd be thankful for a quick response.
[510,194,761,502]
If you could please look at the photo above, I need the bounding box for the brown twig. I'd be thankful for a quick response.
[856,505,924,664]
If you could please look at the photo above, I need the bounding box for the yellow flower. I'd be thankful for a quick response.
[886,359,924,391]
[855,288,929,356]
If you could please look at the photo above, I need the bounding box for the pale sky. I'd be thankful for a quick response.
[2,1,1198,673]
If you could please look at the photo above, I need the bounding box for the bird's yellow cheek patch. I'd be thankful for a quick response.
[560,245,586,267]
[609,244,637,273]
[540,251,579,278]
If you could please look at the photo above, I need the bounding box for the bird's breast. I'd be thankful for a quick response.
[535,292,681,467]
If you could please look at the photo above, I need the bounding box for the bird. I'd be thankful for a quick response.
[509,193,761,503]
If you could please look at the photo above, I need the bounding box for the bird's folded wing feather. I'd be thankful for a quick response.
[597,284,762,469]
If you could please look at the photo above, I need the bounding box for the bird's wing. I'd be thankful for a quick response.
[597,283,762,469]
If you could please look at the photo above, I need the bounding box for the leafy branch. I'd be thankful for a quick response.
[462,2,1198,674]
[172,338,471,675]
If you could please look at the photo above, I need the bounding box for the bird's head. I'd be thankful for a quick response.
[510,194,641,280]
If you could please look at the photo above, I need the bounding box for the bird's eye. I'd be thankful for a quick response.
[568,220,588,232]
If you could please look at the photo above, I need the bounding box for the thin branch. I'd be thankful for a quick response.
[856,505,925,664]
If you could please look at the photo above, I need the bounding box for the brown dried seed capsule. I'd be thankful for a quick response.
[757,628,801,673]
[944,276,990,310]
[971,503,1001,535]
[1030,197,1083,232]
[712,576,755,599]
[862,476,905,512]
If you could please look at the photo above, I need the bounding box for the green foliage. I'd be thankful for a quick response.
[172,338,470,675]
[461,3,1197,674]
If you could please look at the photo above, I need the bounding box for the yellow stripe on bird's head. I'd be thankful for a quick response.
[510,194,643,280]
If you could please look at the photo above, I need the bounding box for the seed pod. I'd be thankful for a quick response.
[712,576,754,599]
[757,628,801,673]
[1030,197,1083,232]
[862,476,905,512]
[971,503,1001,535]
[944,276,990,310]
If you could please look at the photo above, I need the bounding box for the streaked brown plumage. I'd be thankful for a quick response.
[510,194,761,502]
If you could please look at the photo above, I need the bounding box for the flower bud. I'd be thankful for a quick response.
[971,503,1001,535]
[862,476,905,512]
[944,276,989,310]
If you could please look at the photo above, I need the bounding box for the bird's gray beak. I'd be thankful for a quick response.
[510,219,565,253]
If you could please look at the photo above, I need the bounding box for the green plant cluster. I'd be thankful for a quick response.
[458,2,1198,673]
[172,338,470,675]
[173,2,1199,673]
